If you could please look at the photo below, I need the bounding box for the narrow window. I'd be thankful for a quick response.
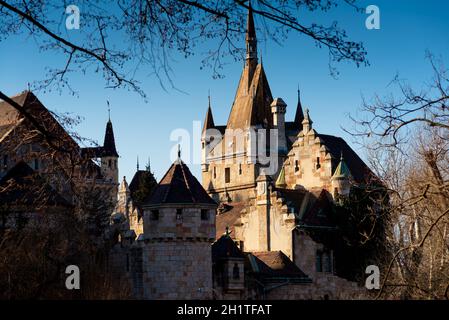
[3,155,8,168]
[176,208,183,221]
[202,142,205,149]
[201,209,209,221]
[295,160,299,172]
[34,159,39,170]
[225,167,230,183]
[108,159,112,168]
[150,210,159,221]
[316,251,323,272]
[232,263,240,279]
[316,157,321,169]
[239,164,242,175]
[213,167,216,179]
[323,251,332,273]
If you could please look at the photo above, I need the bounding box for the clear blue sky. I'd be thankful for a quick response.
[1,0,449,182]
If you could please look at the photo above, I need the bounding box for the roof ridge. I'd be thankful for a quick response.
[179,161,197,203]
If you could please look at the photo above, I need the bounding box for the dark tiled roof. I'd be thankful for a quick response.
[212,235,245,261]
[300,189,335,228]
[318,134,375,183]
[275,188,307,213]
[0,123,15,141]
[226,63,273,129]
[202,105,215,134]
[0,91,80,153]
[146,159,217,207]
[0,162,72,208]
[216,202,245,239]
[250,251,309,280]
[102,120,119,157]
[294,92,304,128]
[129,169,157,202]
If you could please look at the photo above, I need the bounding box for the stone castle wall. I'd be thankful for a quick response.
[141,241,213,299]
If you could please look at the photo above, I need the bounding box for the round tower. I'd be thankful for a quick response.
[141,155,217,299]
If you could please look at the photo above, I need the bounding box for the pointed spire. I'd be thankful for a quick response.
[275,165,287,188]
[294,86,304,126]
[146,156,151,172]
[119,176,130,193]
[332,152,352,180]
[202,95,215,134]
[102,117,119,157]
[245,2,258,64]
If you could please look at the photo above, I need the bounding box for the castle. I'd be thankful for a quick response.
[111,6,378,299]
[0,6,380,300]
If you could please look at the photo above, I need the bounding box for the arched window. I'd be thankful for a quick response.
[232,263,240,279]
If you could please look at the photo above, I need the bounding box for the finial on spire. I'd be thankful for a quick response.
[137,155,139,171]
[147,156,151,172]
[340,151,344,161]
[177,144,181,159]
[107,100,111,121]
[208,89,211,107]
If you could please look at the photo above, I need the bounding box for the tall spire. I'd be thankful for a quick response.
[102,117,119,157]
[294,86,304,127]
[202,94,215,134]
[245,2,258,65]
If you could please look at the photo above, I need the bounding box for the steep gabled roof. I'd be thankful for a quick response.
[226,63,273,129]
[212,234,245,261]
[146,159,217,207]
[202,104,215,134]
[318,134,375,183]
[249,251,310,281]
[102,120,119,157]
[215,202,245,239]
[300,189,335,228]
[0,91,80,152]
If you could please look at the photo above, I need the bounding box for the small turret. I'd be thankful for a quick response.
[271,97,287,155]
[331,153,352,198]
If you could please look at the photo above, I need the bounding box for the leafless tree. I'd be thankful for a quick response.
[350,54,449,299]
[0,0,368,97]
